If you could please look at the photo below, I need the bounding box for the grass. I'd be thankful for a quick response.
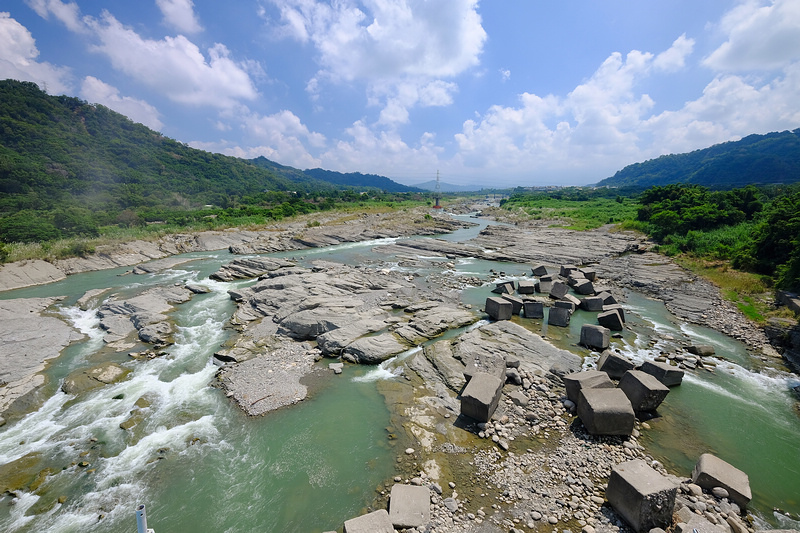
[502,197,639,230]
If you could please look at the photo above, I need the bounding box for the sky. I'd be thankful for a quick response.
[1,1,800,188]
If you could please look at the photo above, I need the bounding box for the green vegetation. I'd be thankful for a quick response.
[598,129,800,188]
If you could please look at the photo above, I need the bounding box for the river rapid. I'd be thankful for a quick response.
[0,214,798,532]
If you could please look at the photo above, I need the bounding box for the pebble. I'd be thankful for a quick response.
[405,448,415,455]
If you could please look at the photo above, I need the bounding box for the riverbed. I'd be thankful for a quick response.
[0,211,798,532]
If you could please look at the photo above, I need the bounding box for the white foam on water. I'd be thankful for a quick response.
[0,392,70,464]
[3,492,41,532]
[352,347,423,382]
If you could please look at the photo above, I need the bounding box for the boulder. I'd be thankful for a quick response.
[547,306,571,327]
[691,453,752,509]
[580,296,605,311]
[607,459,677,532]
[580,324,610,350]
[523,300,544,319]
[343,333,408,364]
[343,509,394,533]
[500,293,524,315]
[577,388,635,436]
[389,484,430,529]
[603,303,626,322]
[460,372,504,422]
[562,370,615,404]
[532,264,549,276]
[517,279,537,294]
[138,321,173,344]
[62,363,131,395]
[573,279,595,295]
[676,514,728,533]
[549,281,570,299]
[640,361,684,387]
[560,264,579,277]
[597,350,635,379]
[597,309,624,331]
[485,297,513,320]
[687,345,715,356]
[619,370,669,412]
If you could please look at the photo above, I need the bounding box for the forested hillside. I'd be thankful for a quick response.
[597,130,800,188]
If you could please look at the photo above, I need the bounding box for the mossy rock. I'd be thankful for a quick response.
[62,362,131,395]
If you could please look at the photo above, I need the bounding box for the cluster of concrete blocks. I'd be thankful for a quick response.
[605,453,752,533]
[337,484,431,533]
[485,264,627,338]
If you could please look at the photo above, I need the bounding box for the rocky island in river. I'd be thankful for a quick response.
[0,206,798,533]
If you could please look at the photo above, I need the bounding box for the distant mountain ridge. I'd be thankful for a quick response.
[413,180,481,192]
[597,129,800,188]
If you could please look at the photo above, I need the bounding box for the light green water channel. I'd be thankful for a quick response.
[1,213,799,530]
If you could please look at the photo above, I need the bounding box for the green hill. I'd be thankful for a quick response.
[0,79,336,217]
[301,168,422,192]
[597,129,800,188]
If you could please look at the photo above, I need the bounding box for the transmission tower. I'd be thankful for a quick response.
[433,170,442,209]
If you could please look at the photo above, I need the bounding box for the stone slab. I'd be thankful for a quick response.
[389,484,431,528]
[343,509,394,533]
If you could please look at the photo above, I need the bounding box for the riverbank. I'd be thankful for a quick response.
[0,205,797,532]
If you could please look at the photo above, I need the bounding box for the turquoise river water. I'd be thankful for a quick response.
[0,214,798,532]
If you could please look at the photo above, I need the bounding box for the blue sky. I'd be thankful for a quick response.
[2,1,799,188]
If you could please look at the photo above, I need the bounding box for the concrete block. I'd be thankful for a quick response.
[562,370,615,404]
[343,509,394,533]
[517,279,536,294]
[691,453,752,509]
[501,293,523,315]
[560,264,579,277]
[554,300,576,313]
[603,303,626,322]
[607,459,677,532]
[574,279,596,295]
[532,264,549,276]
[619,370,670,412]
[460,372,504,422]
[597,309,624,331]
[597,291,618,305]
[577,388,635,436]
[580,324,610,350]
[597,349,635,379]
[640,361,684,387]
[485,297,512,320]
[581,296,605,311]
[568,271,586,286]
[389,484,430,529]
[677,514,728,533]
[688,345,715,356]
[562,293,581,307]
[539,274,556,282]
[491,281,515,294]
[580,268,597,281]
[523,300,544,319]
[547,306,571,327]
[549,281,569,299]
[537,280,553,294]
[464,353,507,382]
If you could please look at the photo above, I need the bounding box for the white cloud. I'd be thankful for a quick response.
[156,0,203,34]
[268,0,486,124]
[25,0,86,33]
[704,0,800,71]
[499,68,511,82]
[0,12,72,94]
[87,11,258,108]
[654,33,695,72]
[80,76,163,130]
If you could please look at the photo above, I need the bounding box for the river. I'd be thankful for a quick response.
[0,214,798,531]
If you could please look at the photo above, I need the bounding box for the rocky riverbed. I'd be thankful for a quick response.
[0,205,797,532]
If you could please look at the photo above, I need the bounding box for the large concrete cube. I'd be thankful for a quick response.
[460,371,504,422]
[581,296,605,311]
[532,264,549,276]
[389,484,430,529]
[517,279,537,294]
[560,264,579,277]
[547,306,571,327]
[574,279,596,295]
[597,350,635,379]
[562,370,615,404]
[619,370,670,412]
[691,453,752,509]
[577,388,635,436]
[463,353,507,382]
[343,509,394,533]
[580,324,610,350]
[607,459,677,532]
[501,293,523,315]
[523,300,544,319]
[580,268,597,281]
[603,303,626,322]
[554,299,576,313]
[485,297,512,320]
[640,361,684,387]
[597,309,624,331]
[491,281,515,294]
[549,281,570,299]
[537,280,553,294]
